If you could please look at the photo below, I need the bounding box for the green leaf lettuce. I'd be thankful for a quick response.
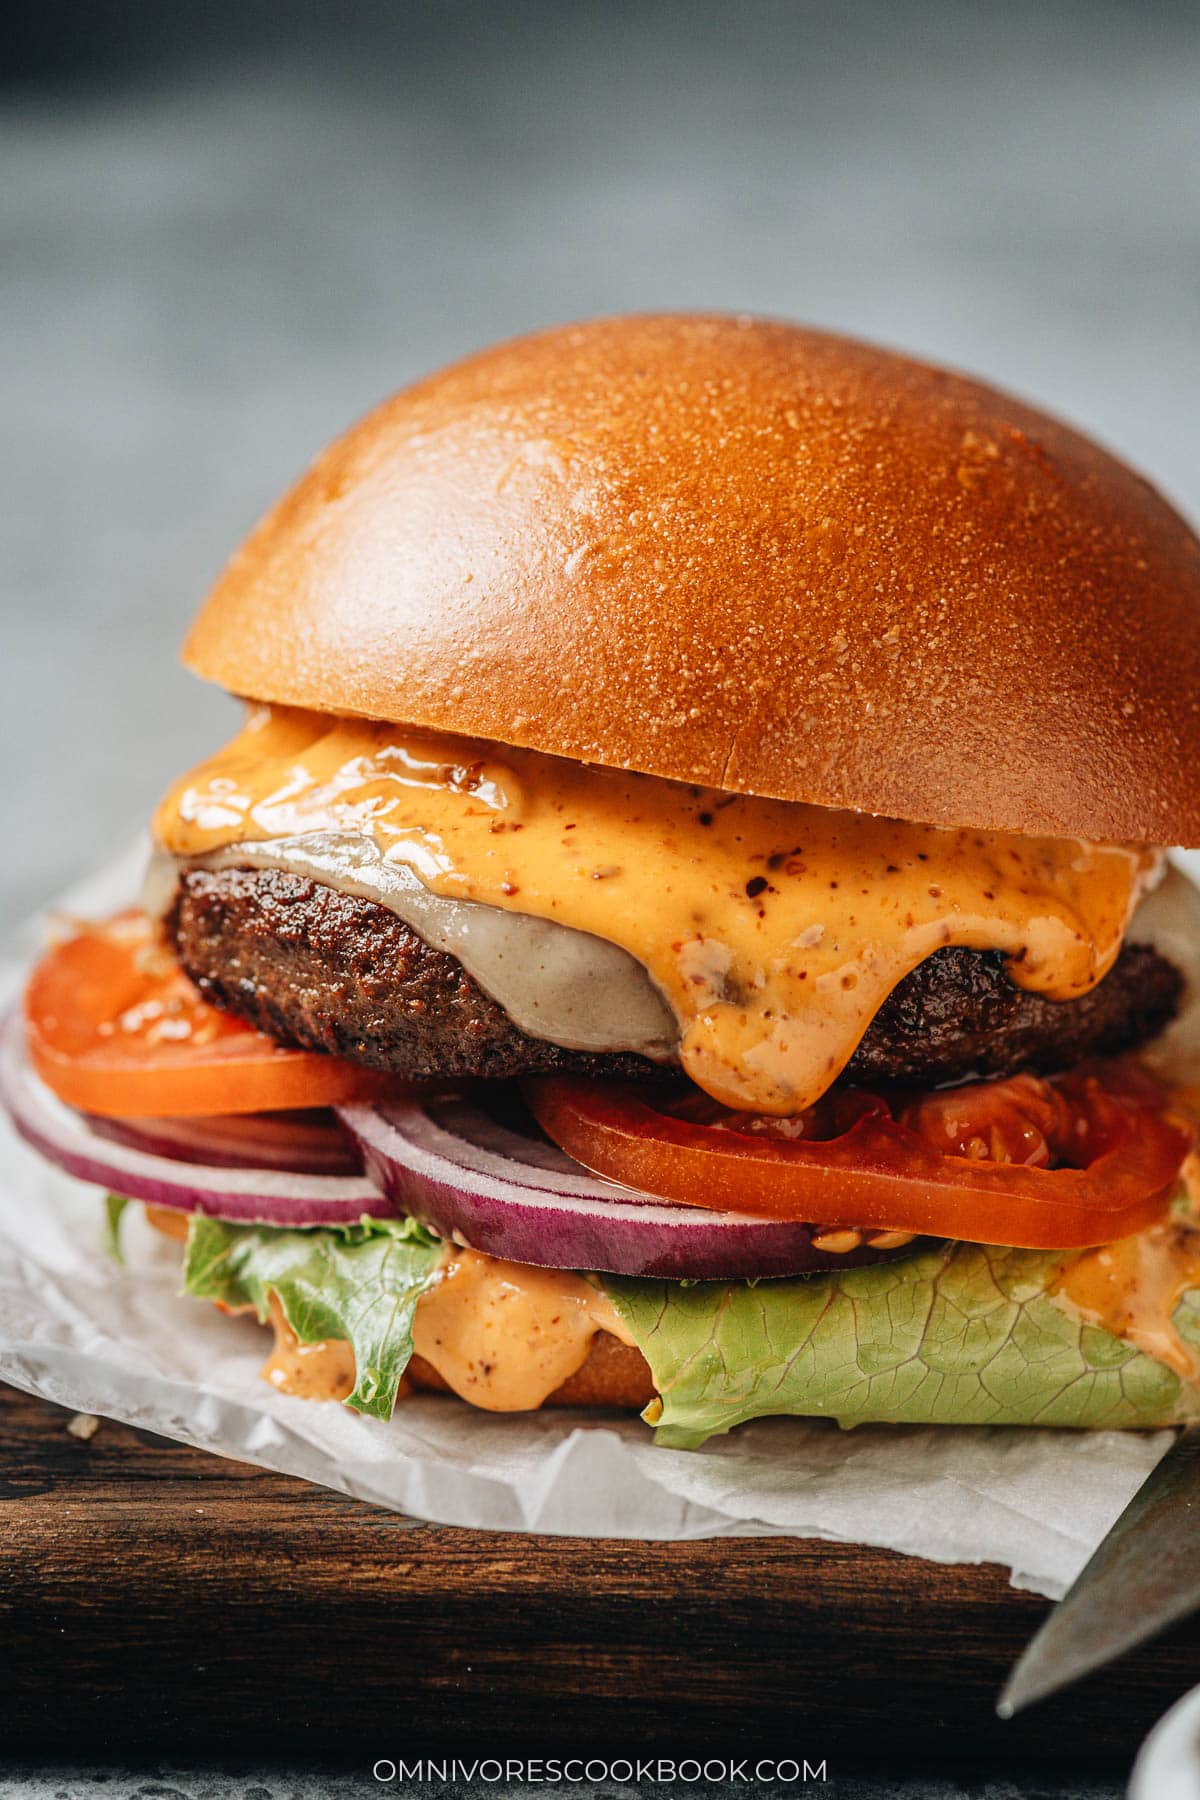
[603,1239,1200,1448]
[148,1204,1200,1450]
[102,1193,129,1263]
[182,1214,443,1419]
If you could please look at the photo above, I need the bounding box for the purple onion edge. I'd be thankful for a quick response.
[353,1129,918,1280]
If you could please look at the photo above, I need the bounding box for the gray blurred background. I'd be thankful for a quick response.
[3,0,1199,921]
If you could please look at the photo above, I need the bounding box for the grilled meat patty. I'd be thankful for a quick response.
[168,866,1183,1091]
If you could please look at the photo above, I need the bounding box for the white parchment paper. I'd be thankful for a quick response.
[2,842,1191,1598]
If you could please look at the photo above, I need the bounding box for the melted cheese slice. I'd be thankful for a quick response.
[154,705,1158,1115]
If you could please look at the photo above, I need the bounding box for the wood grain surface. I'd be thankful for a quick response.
[2,1380,1197,1765]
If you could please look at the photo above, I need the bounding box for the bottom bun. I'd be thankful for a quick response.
[408,1332,655,1411]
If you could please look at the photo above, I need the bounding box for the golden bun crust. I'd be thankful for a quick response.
[408,1333,655,1411]
[184,313,1200,843]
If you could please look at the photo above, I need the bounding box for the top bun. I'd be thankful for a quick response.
[183,313,1200,844]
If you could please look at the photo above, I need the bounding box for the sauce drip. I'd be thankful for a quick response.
[154,705,1156,1114]
[263,1298,358,1401]
[144,1209,630,1411]
[411,1248,632,1411]
[262,1248,632,1412]
[1052,1209,1200,1381]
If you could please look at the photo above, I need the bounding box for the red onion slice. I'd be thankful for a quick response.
[338,1091,919,1278]
[0,1012,389,1226]
[87,1107,361,1175]
[2,1004,922,1275]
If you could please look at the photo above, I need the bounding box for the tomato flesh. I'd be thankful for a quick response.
[526,1065,1194,1250]
[25,911,401,1118]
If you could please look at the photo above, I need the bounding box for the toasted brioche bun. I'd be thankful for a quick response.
[184,313,1200,843]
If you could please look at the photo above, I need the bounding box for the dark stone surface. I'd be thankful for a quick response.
[0,1764,1130,1799]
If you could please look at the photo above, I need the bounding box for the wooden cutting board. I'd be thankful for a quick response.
[2,1380,1197,1766]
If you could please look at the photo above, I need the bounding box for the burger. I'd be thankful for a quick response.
[7,312,1200,1450]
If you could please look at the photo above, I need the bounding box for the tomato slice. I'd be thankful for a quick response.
[525,1065,1194,1250]
[25,911,400,1118]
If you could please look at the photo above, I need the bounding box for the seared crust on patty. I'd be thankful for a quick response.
[850,938,1182,1085]
[169,866,1183,1091]
[169,866,664,1083]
